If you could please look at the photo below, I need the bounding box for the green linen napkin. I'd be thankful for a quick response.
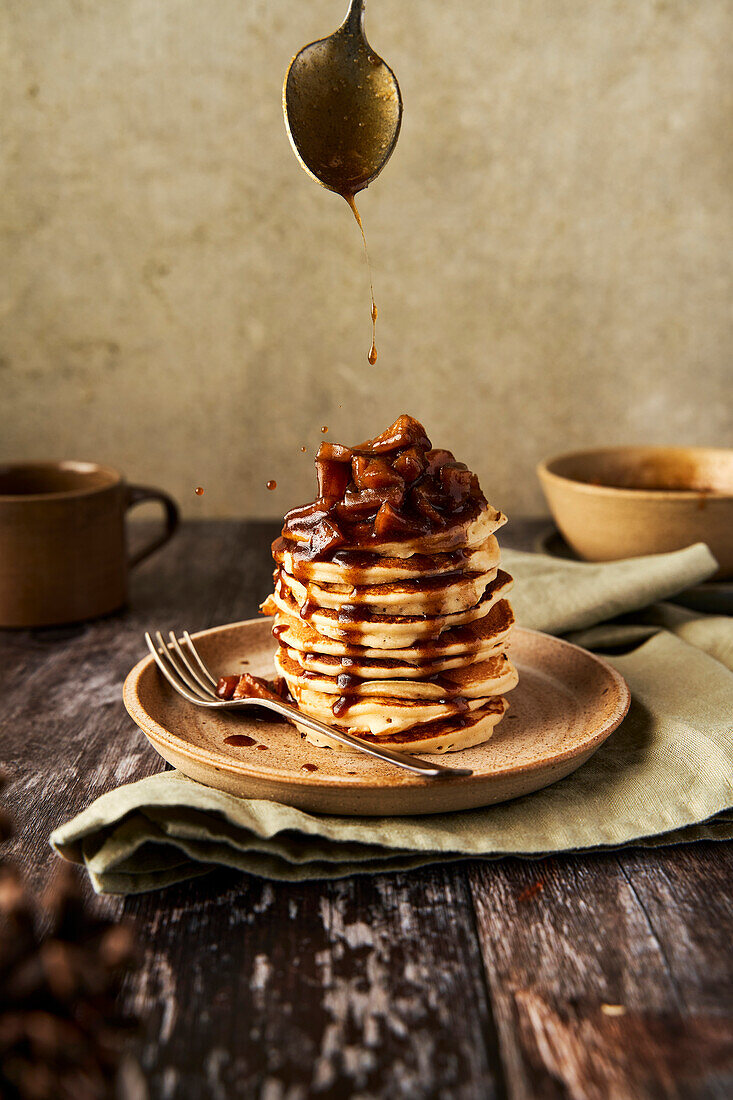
[51,542,733,894]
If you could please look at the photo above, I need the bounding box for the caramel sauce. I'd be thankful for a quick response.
[300,595,318,619]
[301,762,319,772]
[224,734,256,747]
[332,695,354,718]
[344,193,378,366]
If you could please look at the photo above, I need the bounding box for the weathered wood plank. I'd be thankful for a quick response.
[468,848,733,1099]
[120,865,505,1100]
[0,521,278,899]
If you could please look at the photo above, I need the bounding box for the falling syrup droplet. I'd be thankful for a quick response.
[266,480,277,491]
[321,426,328,434]
[194,486,204,496]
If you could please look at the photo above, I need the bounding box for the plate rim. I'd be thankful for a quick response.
[123,618,631,790]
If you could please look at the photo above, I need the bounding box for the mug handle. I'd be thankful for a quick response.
[125,485,180,568]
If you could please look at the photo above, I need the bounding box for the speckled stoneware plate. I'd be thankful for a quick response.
[123,619,630,816]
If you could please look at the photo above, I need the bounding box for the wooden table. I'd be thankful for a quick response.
[2,519,732,1099]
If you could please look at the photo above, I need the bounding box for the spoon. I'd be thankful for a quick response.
[283,0,403,197]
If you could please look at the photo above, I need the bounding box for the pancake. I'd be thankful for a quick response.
[287,686,491,736]
[276,646,518,701]
[296,697,508,753]
[285,501,506,559]
[261,597,515,664]
[277,563,499,616]
[268,570,513,648]
[273,534,501,585]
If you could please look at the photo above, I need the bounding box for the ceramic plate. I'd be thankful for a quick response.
[123,619,630,816]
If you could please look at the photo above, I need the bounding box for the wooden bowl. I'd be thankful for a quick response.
[537,446,733,578]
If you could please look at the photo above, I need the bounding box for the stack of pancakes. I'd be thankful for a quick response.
[260,415,517,753]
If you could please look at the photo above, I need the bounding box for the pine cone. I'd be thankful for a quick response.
[0,771,143,1100]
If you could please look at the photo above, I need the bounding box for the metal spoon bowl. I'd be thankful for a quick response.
[283,0,402,196]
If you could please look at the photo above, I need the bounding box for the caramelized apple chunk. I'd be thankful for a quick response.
[410,482,448,526]
[232,673,289,702]
[316,442,352,463]
[216,675,240,700]
[440,463,481,507]
[354,414,431,455]
[424,448,456,476]
[374,500,428,538]
[316,457,351,500]
[335,485,405,520]
[282,500,331,540]
[392,446,427,483]
[309,517,346,558]
[351,455,405,491]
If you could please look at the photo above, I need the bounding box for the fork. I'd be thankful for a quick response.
[144,629,473,779]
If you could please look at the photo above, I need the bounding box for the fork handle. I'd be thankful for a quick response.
[235,697,473,779]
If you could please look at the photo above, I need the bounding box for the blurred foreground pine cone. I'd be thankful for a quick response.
[0,770,144,1100]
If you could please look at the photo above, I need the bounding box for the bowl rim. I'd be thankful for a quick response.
[537,445,733,501]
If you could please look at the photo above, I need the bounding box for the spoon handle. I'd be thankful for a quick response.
[341,0,366,35]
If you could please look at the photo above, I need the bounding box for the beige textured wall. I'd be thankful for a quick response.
[2,0,731,521]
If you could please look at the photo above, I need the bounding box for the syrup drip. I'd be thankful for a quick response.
[300,595,317,619]
[344,194,378,365]
[332,695,354,718]
[266,480,277,491]
[194,486,204,496]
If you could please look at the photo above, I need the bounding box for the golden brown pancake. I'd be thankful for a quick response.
[277,562,499,616]
[261,597,515,664]
[268,570,513,648]
[295,697,508,753]
[276,646,518,702]
[273,534,501,585]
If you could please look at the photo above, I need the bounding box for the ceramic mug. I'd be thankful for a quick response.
[0,461,179,627]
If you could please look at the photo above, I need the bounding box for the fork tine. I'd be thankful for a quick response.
[145,633,206,706]
[168,631,218,698]
[182,631,218,688]
[153,631,211,701]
